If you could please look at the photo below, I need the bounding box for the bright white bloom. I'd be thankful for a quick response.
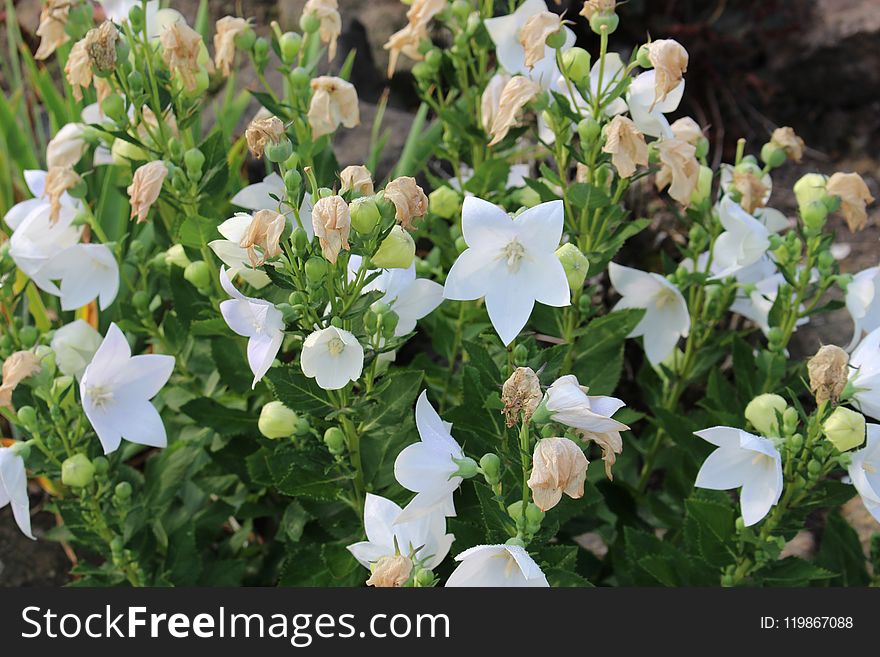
[694,426,783,526]
[848,424,880,523]
[348,255,443,336]
[219,266,284,387]
[0,447,34,540]
[608,262,690,365]
[846,266,880,350]
[544,374,628,433]
[230,173,315,239]
[41,244,120,311]
[80,323,175,454]
[9,204,81,296]
[625,70,684,138]
[711,197,772,278]
[51,319,103,379]
[3,169,81,231]
[300,326,364,390]
[394,391,465,522]
[98,0,158,24]
[444,197,569,346]
[445,544,549,587]
[849,327,880,421]
[347,493,454,570]
[449,164,530,196]
[485,0,574,89]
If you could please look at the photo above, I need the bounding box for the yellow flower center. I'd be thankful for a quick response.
[655,286,679,309]
[87,385,114,409]
[501,238,526,273]
[328,336,345,356]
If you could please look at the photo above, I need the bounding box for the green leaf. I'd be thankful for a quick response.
[755,557,836,586]
[683,493,737,568]
[266,365,333,415]
[573,309,644,395]
[180,398,258,437]
[815,511,870,586]
[568,182,611,211]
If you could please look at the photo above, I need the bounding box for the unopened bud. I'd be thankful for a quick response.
[555,243,590,292]
[371,226,415,269]
[479,453,501,484]
[350,197,381,234]
[61,454,95,488]
[561,47,590,84]
[428,186,461,220]
[823,407,865,452]
[744,393,788,437]
[323,427,347,454]
[451,456,479,479]
[258,401,298,439]
[183,260,211,289]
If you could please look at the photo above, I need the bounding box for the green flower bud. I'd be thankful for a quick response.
[265,137,293,163]
[51,375,73,399]
[589,12,619,35]
[92,456,109,475]
[294,416,311,436]
[127,69,144,94]
[101,93,126,123]
[284,169,302,196]
[555,243,590,292]
[507,500,524,521]
[760,143,786,169]
[451,456,479,479]
[428,186,461,220]
[19,325,38,348]
[300,13,321,33]
[17,405,38,430]
[451,0,470,22]
[279,31,303,64]
[413,568,434,587]
[62,454,95,488]
[324,427,347,455]
[128,4,144,30]
[253,36,270,61]
[290,66,310,89]
[304,256,329,285]
[513,343,529,366]
[577,117,601,144]
[744,393,788,437]
[454,236,468,254]
[371,226,415,269]
[350,197,382,233]
[183,260,212,289]
[234,26,256,51]
[789,433,804,451]
[807,459,822,477]
[694,136,710,159]
[184,148,205,178]
[690,165,713,206]
[380,310,400,338]
[525,502,545,527]
[782,407,799,436]
[479,453,501,484]
[515,186,542,208]
[505,536,526,547]
[800,200,828,233]
[114,481,132,500]
[823,407,866,452]
[165,244,191,268]
[291,225,310,255]
[259,401,299,439]
[561,47,590,84]
[793,173,829,214]
[132,290,151,312]
[425,48,442,70]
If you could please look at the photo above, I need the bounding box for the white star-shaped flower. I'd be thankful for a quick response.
[846,266,880,351]
[347,493,455,571]
[444,197,570,346]
[848,424,880,523]
[80,323,175,454]
[608,262,690,365]
[849,327,880,421]
[9,203,81,296]
[711,196,773,278]
[394,391,465,523]
[0,446,34,540]
[445,544,549,587]
[42,243,120,311]
[694,426,783,526]
[300,326,364,390]
[3,169,82,231]
[219,266,284,387]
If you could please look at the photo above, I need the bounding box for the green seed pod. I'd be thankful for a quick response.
[265,138,293,163]
[300,12,321,34]
[16,405,37,430]
[19,325,38,348]
[479,453,501,484]
[115,481,133,500]
[323,427,347,454]
[304,256,329,285]
[279,31,303,64]
[184,148,205,178]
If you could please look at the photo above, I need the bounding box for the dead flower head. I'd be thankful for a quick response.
[647,39,688,106]
[770,126,805,163]
[240,209,285,267]
[308,76,360,139]
[304,0,342,61]
[827,172,875,233]
[383,0,446,77]
[65,39,93,102]
[527,437,589,512]
[656,138,700,206]
[311,195,351,264]
[670,116,703,146]
[339,165,374,196]
[520,11,563,70]
[84,21,118,73]
[160,18,204,92]
[245,115,286,159]
[580,0,617,20]
[0,351,42,410]
[366,554,412,588]
[35,0,71,61]
[603,115,648,178]
[808,344,849,405]
[488,76,541,146]
[732,169,769,215]
[45,166,82,223]
[127,161,169,224]
[501,367,543,427]
[213,16,250,77]
[383,177,428,230]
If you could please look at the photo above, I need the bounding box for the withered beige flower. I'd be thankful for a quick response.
[480,74,511,133]
[770,126,805,163]
[308,76,360,139]
[45,166,81,223]
[808,344,849,405]
[245,116,286,158]
[579,427,622,480]
[575,162,590,183]
[580,0,616,19]
[339,165,374,196]
[65,39,92,102]
[160,19,204,92]
[0,351,42,410]
[670,116,703,146]
[383,0,446,77]
[602,115,648,178]
[527,437,589,512]
[240,209,285,267]
[46,123,88,169]
[519,11,562,70]
[304,0,342,61]
[827,172,875,233]
[84,21,118,73]
[383,177,428,230]
[312,195,351,264]
[732,169,768,215]
[35,0,71,61]
[366,555,412,588]
[501,367,542,427]
[656,138,700,205]
[213,16,250,77]
[127,161,168,224]
[488,76,541,146]
[647,39,688,106]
